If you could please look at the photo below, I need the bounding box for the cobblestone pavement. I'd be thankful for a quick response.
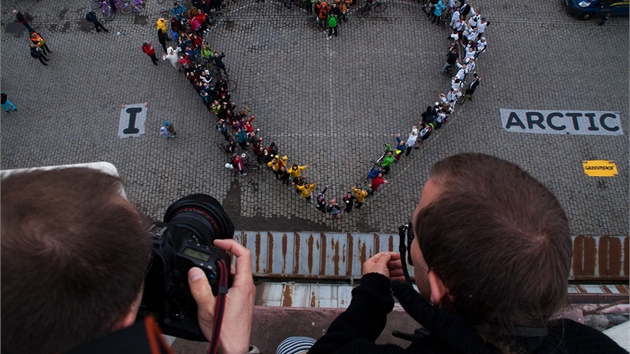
[1,0,628,234]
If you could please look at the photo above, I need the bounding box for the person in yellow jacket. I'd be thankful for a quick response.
[296,183,316,200]
[268,155,288,178]
[156,17,167,33]
[352,186,368,209]
[288,164,307,184]
[156,18,169,53]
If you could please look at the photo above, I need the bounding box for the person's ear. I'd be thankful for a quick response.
[428,270,449,306]
[113,288,143,331]
[118,308,137,329]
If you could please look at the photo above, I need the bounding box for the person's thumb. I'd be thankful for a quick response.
[188,267,216,316]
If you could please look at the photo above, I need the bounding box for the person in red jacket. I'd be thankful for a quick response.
[142,41,158,66]
[369,172,389,194]
[231,153,246,176]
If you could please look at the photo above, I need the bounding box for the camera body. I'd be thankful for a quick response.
[140,194,234,341]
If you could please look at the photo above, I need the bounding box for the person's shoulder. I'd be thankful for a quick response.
[549,319,627,354]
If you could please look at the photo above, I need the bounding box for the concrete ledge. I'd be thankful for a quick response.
[170,304,629,353]
[171,305,420,353]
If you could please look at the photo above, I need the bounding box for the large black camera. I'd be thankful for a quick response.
[140,194,234,341]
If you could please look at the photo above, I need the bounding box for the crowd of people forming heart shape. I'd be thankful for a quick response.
[156,0,490,219]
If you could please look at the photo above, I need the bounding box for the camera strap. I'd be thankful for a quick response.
[207,259,229,354]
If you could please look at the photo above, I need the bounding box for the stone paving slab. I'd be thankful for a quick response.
[1,0,628,234]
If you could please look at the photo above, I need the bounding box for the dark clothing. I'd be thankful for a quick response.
[343,195,355,212]
[446,50,458,65]
[459,3,470,17]
[30,46,48,65]
[66,317,172,354]
[109,0,118,13]
[212,53,227,73]
[1,93,7,104]
[466,78,480,95]
[170,17,183,33]
[86,11,108,32]
[157,30,168,53]
[217,123,231,141]
[460,77,480,104]
[15,11,35,32]
[310,273,628,354]
[278,170,291,184]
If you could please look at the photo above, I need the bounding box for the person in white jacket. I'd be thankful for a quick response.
[162,46,182,69]
[404,126,419,156]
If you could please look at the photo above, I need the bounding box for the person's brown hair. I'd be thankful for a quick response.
[1,168,152,354]
[414,153,572,350]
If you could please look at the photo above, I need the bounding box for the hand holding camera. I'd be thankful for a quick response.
[189,239,255,354]
[140,194,254,350]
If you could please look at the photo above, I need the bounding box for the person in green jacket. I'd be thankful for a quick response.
[327,12,339,39]
[200,44,212,67]
[380,145,395,175]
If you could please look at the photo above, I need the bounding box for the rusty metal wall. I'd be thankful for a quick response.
[253,282,630,308]
[234,232,628,281]
[572,236,628,281]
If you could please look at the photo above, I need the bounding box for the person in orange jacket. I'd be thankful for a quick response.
[315,1,330,28]
[334,0,352,22]
[30,31,51,55]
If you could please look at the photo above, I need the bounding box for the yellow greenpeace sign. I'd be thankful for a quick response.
[582,160,618,177]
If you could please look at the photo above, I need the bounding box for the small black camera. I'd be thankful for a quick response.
[140,194,234,341]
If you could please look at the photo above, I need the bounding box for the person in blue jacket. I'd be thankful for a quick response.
[431,0,445,25]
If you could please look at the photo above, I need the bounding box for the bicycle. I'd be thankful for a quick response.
[212,68,238,93]
[92,0,115,21]
[211,62,230,80]
[242,153,260,171]
[225,153,260,176]
[216,140,238,154]
[355,0,387,18]
[116,0,143,14]
[216,78,238,93]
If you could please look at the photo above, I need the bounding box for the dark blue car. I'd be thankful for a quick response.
[566,0,629,20]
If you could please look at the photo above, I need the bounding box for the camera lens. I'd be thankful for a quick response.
[163,194,234,245]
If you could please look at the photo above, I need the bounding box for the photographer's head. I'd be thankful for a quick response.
[1,168,152,354]
[411,153,572,346]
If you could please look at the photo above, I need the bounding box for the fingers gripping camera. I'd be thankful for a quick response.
[140,194,234,341]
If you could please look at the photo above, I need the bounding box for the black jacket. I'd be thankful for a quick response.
[309,273,627,354]
[86,11,98,23]
[66,317,172,354]
[466,79,480,95]
[446,51,459,65]
[30,46,44,58]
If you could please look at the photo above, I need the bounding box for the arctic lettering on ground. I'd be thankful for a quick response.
[582,160,618,177]
[499,109,623,136]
